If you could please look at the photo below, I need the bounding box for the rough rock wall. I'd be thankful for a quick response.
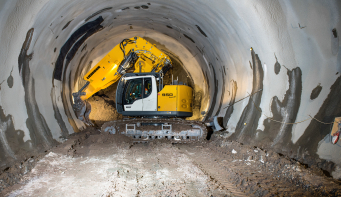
[0,0,340,179]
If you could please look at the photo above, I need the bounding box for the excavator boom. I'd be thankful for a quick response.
[79,37,172,100]
[72,37,172,125]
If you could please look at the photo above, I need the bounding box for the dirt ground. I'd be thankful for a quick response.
[1,127,340,197]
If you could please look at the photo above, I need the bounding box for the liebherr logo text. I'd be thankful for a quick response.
[86,66,100,79]
[162,93,173,96]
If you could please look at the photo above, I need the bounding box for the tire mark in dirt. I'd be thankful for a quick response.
[192,161,243,197]
[178,144,319,196]
[205,145,320,196]
[177,146,247,197]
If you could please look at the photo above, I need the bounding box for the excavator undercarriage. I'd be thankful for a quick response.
[101,118,208,143]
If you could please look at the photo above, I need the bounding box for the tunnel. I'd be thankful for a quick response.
[0,0,341,195]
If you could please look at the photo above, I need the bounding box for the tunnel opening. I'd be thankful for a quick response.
[64,18,211,129]
[1,0,341,195]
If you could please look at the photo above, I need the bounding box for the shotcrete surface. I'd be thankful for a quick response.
[0,0,341,184]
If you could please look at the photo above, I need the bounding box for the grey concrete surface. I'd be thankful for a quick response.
[0,0,340,179]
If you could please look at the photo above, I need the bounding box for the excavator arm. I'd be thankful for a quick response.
[72,37,172,126]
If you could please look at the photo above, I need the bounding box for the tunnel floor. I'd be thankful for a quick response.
[1,128,340,196]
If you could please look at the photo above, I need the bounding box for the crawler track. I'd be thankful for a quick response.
[101,118,208,143]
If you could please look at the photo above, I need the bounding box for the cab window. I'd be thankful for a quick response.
[144,78,152,98]
[124,78,143,104]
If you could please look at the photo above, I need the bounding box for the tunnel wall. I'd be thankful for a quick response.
[0,0,340,179]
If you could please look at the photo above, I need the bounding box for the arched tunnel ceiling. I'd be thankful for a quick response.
[0,0,341,179]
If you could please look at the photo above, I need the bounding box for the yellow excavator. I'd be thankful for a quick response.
[72,37,224,142]
[72,37,193,126]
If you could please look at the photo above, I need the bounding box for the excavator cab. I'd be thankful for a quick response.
[117,73,158,113]
[124,77,153,105]
[116,73,193,118]
[125,79,142,104]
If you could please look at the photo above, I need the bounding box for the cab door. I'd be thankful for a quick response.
[123,78,143,111]
[142,77,157,111]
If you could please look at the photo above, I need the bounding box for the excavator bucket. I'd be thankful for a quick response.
[72,92,93,126]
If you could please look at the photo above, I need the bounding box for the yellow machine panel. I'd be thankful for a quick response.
[135,54,155,73]
[158,85,177,111]
[82,64,121,99]
[176,85,193,113]
[157,85,192,113]
[79,37,172,100]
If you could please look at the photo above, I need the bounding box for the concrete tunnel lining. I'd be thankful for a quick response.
[0,0,341,180]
